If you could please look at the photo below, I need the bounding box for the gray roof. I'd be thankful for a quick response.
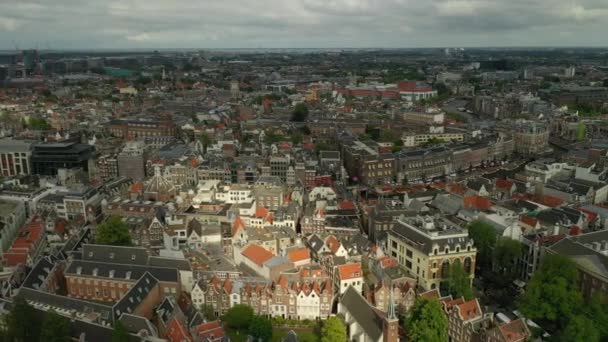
[82,244,149,265]
[65,260,179,283]
[340,286,384,341]
[113,272,159,321]
[549,231,608,279]
[119,314,158,337]
[19,287,113,322]
[148,256,192,271]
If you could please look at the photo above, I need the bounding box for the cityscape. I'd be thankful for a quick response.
[1,3,608,342]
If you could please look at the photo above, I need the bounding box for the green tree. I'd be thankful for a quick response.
[493,238,522,283]
[199,304,216,320]
[290,132,303,145]
[248,315,272,342]
[291,103,309,122]
[111,321,131,342]
[223,304,254,331]
[576,122,587,141]
[443,260,474,300]
[40,310,71,342]
[200,133,212,154]
[467,220,497,270]
[96,216,132,246]
[26,117,51,130]
[518,254,583,329]
[3,296,41,342]
[314,142,330,156]
[321,316,346,342]
[405,297,448,342]
[561,315,600,342]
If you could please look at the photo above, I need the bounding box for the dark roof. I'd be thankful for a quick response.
[156,297,176,324]
[308,235,326,253]
[188,219,203,236]
[112,272,159,321]
[82,244,149,265]
[340,286,384,341]
[65,260,179,283]
[549,232,608,279]
[19,287,113,322]
[148,256,192,271]
[119,313,158,337]
[22,257,56,289]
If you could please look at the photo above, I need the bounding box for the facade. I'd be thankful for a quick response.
[394,146,452,183]
[387,216,476,291]
[31,142,94,176]
[513,123,549,155]
[117,141,146,181]
[0,139,32,177]
[0,200,27,253]
[96,155,119,181]
[343,141,395,186]
[402,111,445,125]
[106,118,178,138]
[191,275,333,320]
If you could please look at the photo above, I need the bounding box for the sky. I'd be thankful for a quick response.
[0,0,607,50]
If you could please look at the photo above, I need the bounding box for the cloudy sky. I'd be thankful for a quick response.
[1,0,607,49]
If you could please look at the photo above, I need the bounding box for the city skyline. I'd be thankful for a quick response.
[1,0,608,49]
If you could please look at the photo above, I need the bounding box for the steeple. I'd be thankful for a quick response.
[387,282,396,320]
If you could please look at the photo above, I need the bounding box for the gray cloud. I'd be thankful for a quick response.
[0,0,607,49]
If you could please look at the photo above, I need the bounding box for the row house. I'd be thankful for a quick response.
[191,275,333,320]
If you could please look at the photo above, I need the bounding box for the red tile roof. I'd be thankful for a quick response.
[519,215,538,228]
[498,319,530,342]
[166,318,192,342]
[337,263,362,280]
[379,256,398,268]
[397,81,433,92]
[455,298,482,321]
[463,195,493,211]
[232,216,246,236]
[325,235,341,254]
[496,178,514,190]
[3,218,44,267]
[287,248,311,263]
[338,200,356,210]
[195,321,225,341]
[241,244,274,266]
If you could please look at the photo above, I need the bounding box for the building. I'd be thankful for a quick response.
[117,141,146,181]
[336,263,363,295]
[96,155,119,181]
[402,111,445,126]
[191,275,333,320]
[387,215,476,290]
[548,230,608,299]
[105,118,178,139]
[0,139,32,177]
[0,200,27,253]
[398,81,437,102]
[2,217,46,267]
[512,122,550,155]
[343,141,395,186]
[444,297,492,342]
[394,146,452,183]
[31,142,94,176]
[338,286,399,342]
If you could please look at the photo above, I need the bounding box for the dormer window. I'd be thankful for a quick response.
[109,253,115,259]
[131,255,136,261]
[92,268,98,276]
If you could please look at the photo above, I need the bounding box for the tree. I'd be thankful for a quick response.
[200,133,212,154]
[576,122,587,141]
[493,238,522,283]
[584,295,608,339]
[223,304,254,331]
[467,220,497,271]
[561,315,600,342]
[291,103,309,122]
[111,321,131,342]
[40,310,71,342]
[248,315,272,342]
[290,132,303,145]
[96,216,132,246]
[199,304,216,320]
[518,254,583,329]
[321,316,346,342]
[3,296,41,342]
[26,117,51,130]
[405,297,448,342]
[443,260,474,300]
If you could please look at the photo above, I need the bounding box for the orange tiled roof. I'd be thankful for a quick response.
[287,248,311,263]
[498,319,530,342]
[496,178,514,190]
[325,235,341,254]
[463,195,493,211]
[338,263,362,280]
[232,216,246,236]
[456,298,482,321]
[519,215,538,227]
[256,206,269,218]
[241,244,274,266]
